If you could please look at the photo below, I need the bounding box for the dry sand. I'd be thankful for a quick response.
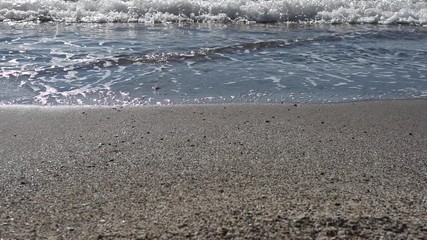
[0,100,426,239]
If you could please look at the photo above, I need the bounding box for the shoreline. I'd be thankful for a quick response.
[1,99,426,238]
[1,97,426,108]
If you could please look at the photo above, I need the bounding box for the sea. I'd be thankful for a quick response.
[1,0,427,106]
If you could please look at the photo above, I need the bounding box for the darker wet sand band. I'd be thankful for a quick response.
[1,100,426,239]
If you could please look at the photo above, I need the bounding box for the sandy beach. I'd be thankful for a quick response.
[1,100,426,239]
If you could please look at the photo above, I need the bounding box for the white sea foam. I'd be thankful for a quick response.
[0,0,426,25]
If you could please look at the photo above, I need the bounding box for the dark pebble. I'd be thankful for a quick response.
[178,223,188,229]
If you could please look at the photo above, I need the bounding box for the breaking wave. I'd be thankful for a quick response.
[1,0,427,25]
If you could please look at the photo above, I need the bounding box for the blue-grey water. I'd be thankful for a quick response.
[1,0,427,105]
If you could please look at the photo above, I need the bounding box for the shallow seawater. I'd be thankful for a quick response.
[1,0,427,105]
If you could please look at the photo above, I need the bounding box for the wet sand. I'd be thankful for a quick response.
[1,100,426,239]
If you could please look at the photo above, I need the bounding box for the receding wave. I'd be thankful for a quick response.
[1,0,427,25]
[29,34,340,78]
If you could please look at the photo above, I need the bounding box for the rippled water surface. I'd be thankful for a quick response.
[1,1,427,105]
